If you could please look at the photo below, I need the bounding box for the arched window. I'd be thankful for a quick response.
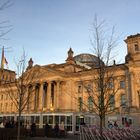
[120,94,127,107]
[88,96,93,112]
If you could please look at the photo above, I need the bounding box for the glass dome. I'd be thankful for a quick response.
[74,53,100,68]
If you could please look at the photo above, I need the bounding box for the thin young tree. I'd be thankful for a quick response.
[5,51,36,140]
[83,16,120,138]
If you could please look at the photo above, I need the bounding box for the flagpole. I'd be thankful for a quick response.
[1,46,4,70]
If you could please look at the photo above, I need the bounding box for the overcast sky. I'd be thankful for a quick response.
[1,0,140,70]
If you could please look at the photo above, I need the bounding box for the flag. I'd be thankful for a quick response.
[4,57,8,69]
[4,57,8,65]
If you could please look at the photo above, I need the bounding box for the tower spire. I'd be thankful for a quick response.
[1,46,8,70]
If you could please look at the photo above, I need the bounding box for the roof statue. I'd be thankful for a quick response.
[26,58,34,70]
[65,47,75,64]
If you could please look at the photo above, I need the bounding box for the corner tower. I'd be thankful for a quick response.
[125,34,140,110]
[125,33,140,64]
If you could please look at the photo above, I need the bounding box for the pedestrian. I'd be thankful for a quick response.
[31,122,36,137]
[59,121,65,137]
[108,121,113,129]
[114,121,118,128]
[54,123,59,137]
[26,121,30,136]
[44,122,50,137]
[125,121,130,128]
[0,121,4,128]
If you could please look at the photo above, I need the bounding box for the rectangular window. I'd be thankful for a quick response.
[66,116,72,131]
[109,95,115,110]
[48,115,53,124]
[120,94,127,107]
[55,116,59,124]
[88,96,93,112]
[43,116,47,124]
[135,44,139,51]
[60,116,65,124]
[120,81,125,89]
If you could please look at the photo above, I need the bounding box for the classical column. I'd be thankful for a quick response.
[47,82,52,110]
[42,83,47,110]
[55,81,60,110]
[125,70,132,107]
[39,83,44,111]
[129,72,134,107]
[31,85,35,111]
[25,86,29,111]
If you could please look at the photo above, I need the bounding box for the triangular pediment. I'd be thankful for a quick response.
[23,65,66,83]
[49,62,89,73]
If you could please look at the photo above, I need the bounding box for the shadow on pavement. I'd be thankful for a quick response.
[26,134,79,140]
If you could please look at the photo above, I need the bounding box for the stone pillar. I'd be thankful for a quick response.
[125,69,132,108]
[39,83,44,111]
[31,85,35,111]
[56,81,60,110]
[47,82,52,110]
[25,86,29,111]
[39,113,43,128]
[129,72,134,107]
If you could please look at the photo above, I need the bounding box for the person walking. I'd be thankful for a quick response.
[59,121,65,137]
[0,121,4,128]
[26,121,30,136]
[44,122,50,137]
[54,123,59,137]
[31,122,36,137]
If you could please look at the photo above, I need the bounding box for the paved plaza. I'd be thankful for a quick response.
[25,134,79,140]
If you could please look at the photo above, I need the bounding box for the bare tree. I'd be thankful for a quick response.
[0,0,13,39]
[5,51,35,140]
[86,16,120,137]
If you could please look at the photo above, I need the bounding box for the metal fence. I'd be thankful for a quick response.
[79,125,140,140]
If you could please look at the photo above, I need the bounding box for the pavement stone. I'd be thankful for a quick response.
[24,134,79,140]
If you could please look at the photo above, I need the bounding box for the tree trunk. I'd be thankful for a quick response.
[100,114,105,140]
[17,110,21,140]
[100,116,103,140]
